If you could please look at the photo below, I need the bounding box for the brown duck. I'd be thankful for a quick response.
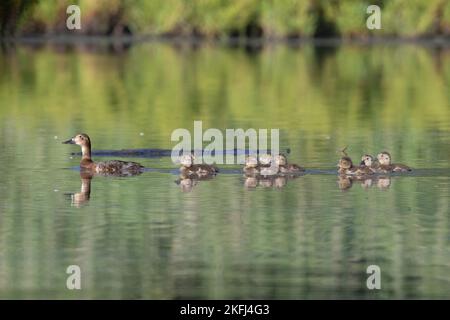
[179,154,218,177]
[338,156,374,176]
[377,151,412,173]
[274,154,305,174]
[63,133,144,175]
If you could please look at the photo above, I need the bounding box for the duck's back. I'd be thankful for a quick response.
[243,166,260,176]
[193,164,219,176]
[357,165,375,175]
[279,163,305,174]
[377,164,394,173]
[95,160,144,175]
[392,163,411,172]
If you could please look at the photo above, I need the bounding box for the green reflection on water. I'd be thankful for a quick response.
[0,42,449,299]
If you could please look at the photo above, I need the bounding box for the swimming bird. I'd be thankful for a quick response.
[360,154,379,173]
[63,133,144,175]
[377,151,412,173]
[274,154,305,174]
[258,154,278,176]
[243,155,260,176]
[337,156,374,176]
[179,154,218,177]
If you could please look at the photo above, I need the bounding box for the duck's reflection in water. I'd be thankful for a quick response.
[244,175,297,189]
[175,173,216,192]
[337,175,392,191]
[66,171,93,207]
[337,176,353,191]
[66,169,144,207]
[377,176,392,190]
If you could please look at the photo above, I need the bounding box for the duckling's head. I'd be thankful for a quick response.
[274,154,287,167]
[245,155,258,168]
[338,156,353,169]
[259,154,273,166]
[360,154,374,166]
[179,154,194,167]
[63,133,91,147]
[377,151,391,165]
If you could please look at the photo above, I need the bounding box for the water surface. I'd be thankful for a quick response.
[0,41,449,299]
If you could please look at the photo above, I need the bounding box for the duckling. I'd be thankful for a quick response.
[243,155,260,176]
[63,133,144,175]
[337,156,374,176]
[258,154,278,176]
[360,154,379,173]
[179,154,218,177]
[377,151,412,173]
[274,154,305,174]
[258,154,273,167]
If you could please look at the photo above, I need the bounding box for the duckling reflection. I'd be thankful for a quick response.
[259,177,274,188]
[337,175,391,191]
[175,172,216,192]
[359,177,374,189]
[244,176,258,189]
[66,171,93,207]
[244,175,296,189]
[337,176,353,191]
[377,176,392,190]
[175,177,199,192]
[273,176,287,189]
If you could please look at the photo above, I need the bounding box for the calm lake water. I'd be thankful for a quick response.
[0,40,449,299]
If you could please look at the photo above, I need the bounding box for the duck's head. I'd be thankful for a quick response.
[377,151,391,165]
[179,154,194,167]
[338,156,353,169]
[259,154,273,166]
[274,154,287,167]
[360,154,374,166]
[63,133,91,147]
[245,155,258,168]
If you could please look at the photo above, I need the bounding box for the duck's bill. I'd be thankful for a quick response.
[62,138,75,144]
[360,160,365,165]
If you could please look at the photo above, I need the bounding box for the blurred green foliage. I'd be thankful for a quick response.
[0,42,449,168]
[0,0,449,37]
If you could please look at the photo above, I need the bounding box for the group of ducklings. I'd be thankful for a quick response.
[176,153,304,191]
[63,133,412,191]
[243,153,304,177]
[338,151,411,176]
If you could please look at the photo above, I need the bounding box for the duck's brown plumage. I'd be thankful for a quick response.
[338,156,374,176]
[377,151,412,173]
[179,154,218,178]
[63,133,144,176]
[275,154,305,174]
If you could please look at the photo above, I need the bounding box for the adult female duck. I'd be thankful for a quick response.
[63,133,144,175]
